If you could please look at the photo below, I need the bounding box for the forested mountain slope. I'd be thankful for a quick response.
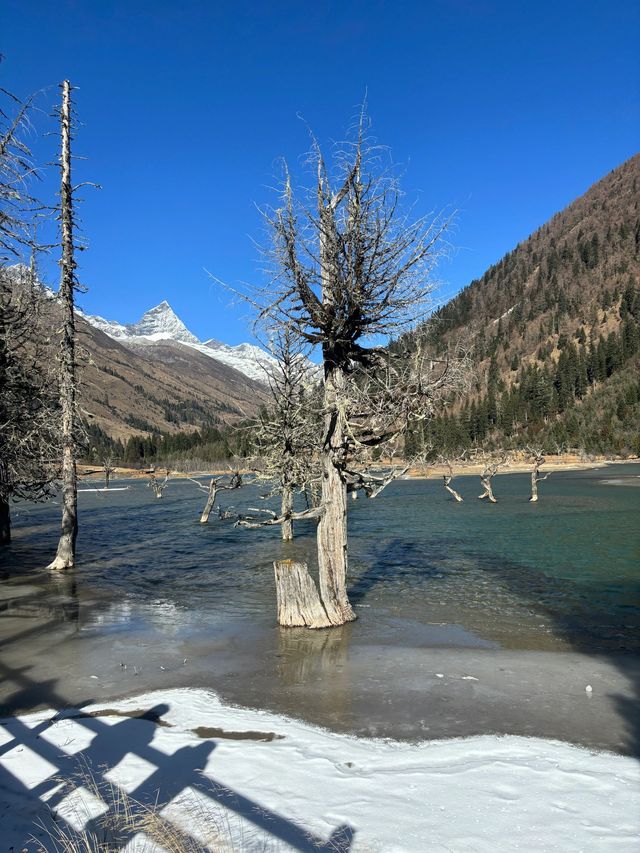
[412,153,640,456]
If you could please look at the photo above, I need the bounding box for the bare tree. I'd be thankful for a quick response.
[0,91,59,544]
[148,469,170,499]
[102,456,116,489]
[439,455,464,502]
[227,110,462,627]
[48,81,81,570]
[526,448,549,502]
[188,468,242,523]
[477,453,508,503]
[238,326,320,540]
[0,264,60,543]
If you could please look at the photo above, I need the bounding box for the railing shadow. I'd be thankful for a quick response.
[0,654,355,851]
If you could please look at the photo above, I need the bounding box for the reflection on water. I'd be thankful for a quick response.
[1,466,639,749]
[0,466,640,669]
[2,465,639,656]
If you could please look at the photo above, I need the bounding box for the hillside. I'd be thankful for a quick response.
[76,316,265,444]
[413,153,640,456]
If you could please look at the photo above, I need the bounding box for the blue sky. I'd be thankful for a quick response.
[2,0,639,345]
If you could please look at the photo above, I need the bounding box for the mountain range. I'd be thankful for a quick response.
[80,301,276,383]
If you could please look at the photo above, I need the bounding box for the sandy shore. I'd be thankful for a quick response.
[78,454,639,483]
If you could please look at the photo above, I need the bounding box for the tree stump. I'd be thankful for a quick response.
[273,560,332,629]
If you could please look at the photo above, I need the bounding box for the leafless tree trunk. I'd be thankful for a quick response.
[48,81,78,571]
[148,469,170,499]
[477,454,507,504]
[200,478,218,522]
[280,482,294,541]
[188,469,242,522]
[102,457,116,489]
[273,560,331,628]
[527,448,549,502]
[440,457,464,502]
[0,493,10,546]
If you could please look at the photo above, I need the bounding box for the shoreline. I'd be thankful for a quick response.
[77,455,640,482]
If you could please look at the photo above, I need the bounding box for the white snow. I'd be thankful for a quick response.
[1,687,638,852]
[80,301,278,383]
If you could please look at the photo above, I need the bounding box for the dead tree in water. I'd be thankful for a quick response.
[224,108,463,627]
[102,456,116,489]
[148,469,170,499]
[49,81,81,570]
[439,455,464,502]
[238,326,320,541]
[0,265,59,544]
[527,448,549,502]
[189,468,242,522]
[0,92,59,544]
[477,454,508,503]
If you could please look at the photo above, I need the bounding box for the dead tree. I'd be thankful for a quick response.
[148,469,170,499]
[188,469,242,522]
[526,448,549,502]
[226,109,463,627]
[49,81,80,570]
[0,265,60,544]
[239,326,320,541]
[102,456,116,489]
[439,456,464,502]
[477,453,508,503]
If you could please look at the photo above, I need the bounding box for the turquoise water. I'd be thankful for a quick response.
[3,464,639,654]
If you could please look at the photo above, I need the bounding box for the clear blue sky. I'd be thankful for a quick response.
[3,0,639,345]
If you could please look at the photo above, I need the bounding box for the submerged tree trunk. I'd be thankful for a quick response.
[274,560,331,628]
[316,365,356,626]
[200,479,217,523]
[443,475,463,502]
[281,482,293,541]
[478,475,497,503]
[49,80,78,571]
[0,496,10,546]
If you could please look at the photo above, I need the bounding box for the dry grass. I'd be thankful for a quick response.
[31,765,281,853]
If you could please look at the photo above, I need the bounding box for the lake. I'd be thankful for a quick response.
[1,464,639,753]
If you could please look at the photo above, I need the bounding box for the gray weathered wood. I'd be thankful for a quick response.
[274,560,332,628]
[48,80,78,571]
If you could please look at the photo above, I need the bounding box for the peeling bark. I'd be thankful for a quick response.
[273,560,332,628]
[316,366,356,626]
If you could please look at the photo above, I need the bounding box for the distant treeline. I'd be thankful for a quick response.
[82,421,257,467]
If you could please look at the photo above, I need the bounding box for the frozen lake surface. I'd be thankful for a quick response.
[1,464,639,754]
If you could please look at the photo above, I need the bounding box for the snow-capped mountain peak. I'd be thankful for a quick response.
[134,301,200,344]
[81,301,277,383]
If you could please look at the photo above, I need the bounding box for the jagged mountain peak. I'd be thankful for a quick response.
[82,301,278,383]
[134,301,199,344]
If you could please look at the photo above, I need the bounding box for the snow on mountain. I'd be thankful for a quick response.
[202,339,276,382]
[82,301,200,346]
[81,301,276,383]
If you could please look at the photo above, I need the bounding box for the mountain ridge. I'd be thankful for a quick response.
[81,300,277,383]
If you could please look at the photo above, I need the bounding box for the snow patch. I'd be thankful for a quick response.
[2,687,638,852]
